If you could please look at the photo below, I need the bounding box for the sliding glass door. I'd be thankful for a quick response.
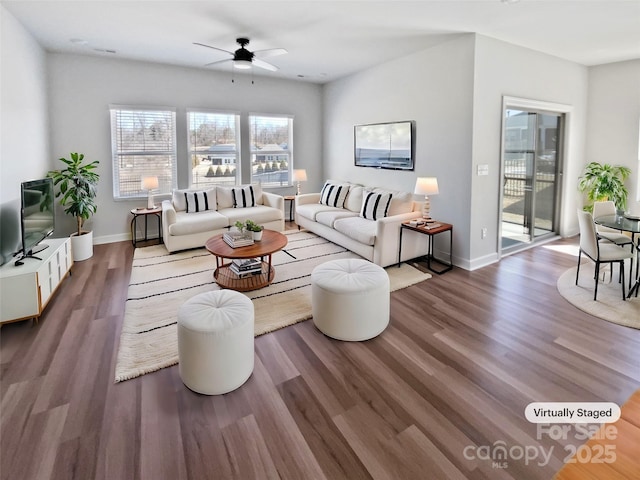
[502,109,562,250]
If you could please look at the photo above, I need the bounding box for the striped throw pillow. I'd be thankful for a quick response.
[319,182,350,208]
[360,190,393,220]
[232,185,256,208]
[185,189,216,213]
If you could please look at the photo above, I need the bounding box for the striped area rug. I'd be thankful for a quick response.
[114,230,431,382]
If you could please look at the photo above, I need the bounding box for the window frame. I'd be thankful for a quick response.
[110,105,177,200]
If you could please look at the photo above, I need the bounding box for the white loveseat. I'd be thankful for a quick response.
[295,181,429,267]
[162,184,284,253]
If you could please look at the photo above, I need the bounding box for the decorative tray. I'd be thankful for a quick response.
[624,213,640,220]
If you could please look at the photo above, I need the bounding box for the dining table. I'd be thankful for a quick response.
[594,214,640,298]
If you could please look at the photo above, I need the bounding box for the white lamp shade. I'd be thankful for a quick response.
[141,176,159,190]
[293,169,308,182]
[414,177,439,196]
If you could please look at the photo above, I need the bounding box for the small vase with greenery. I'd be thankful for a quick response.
[47,153,99,260]
[578,161,631,213]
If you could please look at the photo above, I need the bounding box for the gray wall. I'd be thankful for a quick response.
[586,59,640,212]
[47,54,323,243]
[323,33,591,269]
[0,6,51,264]
[323,35,476,267]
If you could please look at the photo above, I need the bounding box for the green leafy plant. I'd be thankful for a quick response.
[245,219,264,232]
[47,152,99,237]
[578,162,631,212]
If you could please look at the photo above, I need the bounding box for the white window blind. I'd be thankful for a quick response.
[249,114,293,188]
[187,110,240,188]
[110,106,177,199]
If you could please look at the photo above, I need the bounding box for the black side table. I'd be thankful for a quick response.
[284,195,296,222]
[130,207,162,247]
[398,221,453,274]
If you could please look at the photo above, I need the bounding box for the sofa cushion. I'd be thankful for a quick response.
[316,210,359,228]
[360,190,393,220]
[373,188,413,216]
[169,210,228,236]
[217,185,263,209]
[334,217,377,246]
[185,189,216,213]
[297,203,342,222]
[319,182,350,208]
[217,205,283,225]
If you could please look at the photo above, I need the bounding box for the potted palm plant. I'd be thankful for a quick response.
[47,152,99,261]
[578,162,631,213]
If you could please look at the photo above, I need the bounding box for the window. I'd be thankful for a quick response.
[249,114,293,187]
[110,106,177,199]
[188,110,240,187]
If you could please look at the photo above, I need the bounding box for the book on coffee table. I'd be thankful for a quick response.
[223,231,254,248]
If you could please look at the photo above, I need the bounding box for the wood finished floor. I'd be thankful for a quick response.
[1,227,639,480]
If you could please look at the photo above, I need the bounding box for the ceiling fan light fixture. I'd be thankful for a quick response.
[233,59,253,69]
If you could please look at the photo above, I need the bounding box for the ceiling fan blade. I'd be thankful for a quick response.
[252,58,278,72]
[204,58,233,68]
[253,48,288,58]
[193,42,233,56]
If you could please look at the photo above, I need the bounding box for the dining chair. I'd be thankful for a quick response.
[592,201,634,248]
[576,210,634,301]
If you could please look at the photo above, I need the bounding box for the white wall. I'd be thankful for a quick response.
[0,6,50,263]
[471,35,588,267]
[47,54,323,243]
[586,59,640,213]
[323,35,476,266]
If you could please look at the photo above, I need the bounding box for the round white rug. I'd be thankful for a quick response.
[557,263,640,329]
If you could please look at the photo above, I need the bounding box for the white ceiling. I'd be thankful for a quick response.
[3,0,640,83]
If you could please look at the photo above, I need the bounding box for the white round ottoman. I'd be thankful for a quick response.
[311,259,390,341]
[177,290,254,395]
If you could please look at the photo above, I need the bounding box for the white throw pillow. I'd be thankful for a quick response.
[231,185,256,208]
[319,182,350,208]
[360,190,393,220]
[185,189,216,213]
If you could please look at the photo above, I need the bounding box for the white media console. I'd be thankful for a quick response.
[0,237,73,325]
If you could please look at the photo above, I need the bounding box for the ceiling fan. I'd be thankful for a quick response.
[194,37,287,72]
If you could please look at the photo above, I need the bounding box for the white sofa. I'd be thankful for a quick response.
[162,184,284,253]
[295,181,430,267]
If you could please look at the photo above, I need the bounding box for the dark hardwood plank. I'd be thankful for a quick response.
[1,235,640,479]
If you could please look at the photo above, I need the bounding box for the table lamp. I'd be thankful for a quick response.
[293,169,307,195]
[414,177,439,219]
[141,176,159,209]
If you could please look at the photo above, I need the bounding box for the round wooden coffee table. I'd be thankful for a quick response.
[205,229,288,292]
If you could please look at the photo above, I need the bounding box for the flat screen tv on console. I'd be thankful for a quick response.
[15,178,55,265]
[354,120,415,171]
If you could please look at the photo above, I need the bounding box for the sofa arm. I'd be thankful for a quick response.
[295,193,320,207]
[262,191,284,213]
[373,211,423,266]
[161,200,176,239]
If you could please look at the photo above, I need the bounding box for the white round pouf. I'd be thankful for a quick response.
[177,290,254,395]
[311,259,390,341]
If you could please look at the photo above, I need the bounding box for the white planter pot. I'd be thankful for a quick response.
[252,230,263,241]
[71,230,93,261]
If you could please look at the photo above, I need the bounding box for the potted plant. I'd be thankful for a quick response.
[47,152,99,261]
[578,162,631,213]
[244,220,264,241]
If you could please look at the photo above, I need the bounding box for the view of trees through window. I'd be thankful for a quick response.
[110,107,177,199]
[188,111,239,188]
[250,115,292,188]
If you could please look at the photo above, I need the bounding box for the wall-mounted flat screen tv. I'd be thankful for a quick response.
[354,120,415,170]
